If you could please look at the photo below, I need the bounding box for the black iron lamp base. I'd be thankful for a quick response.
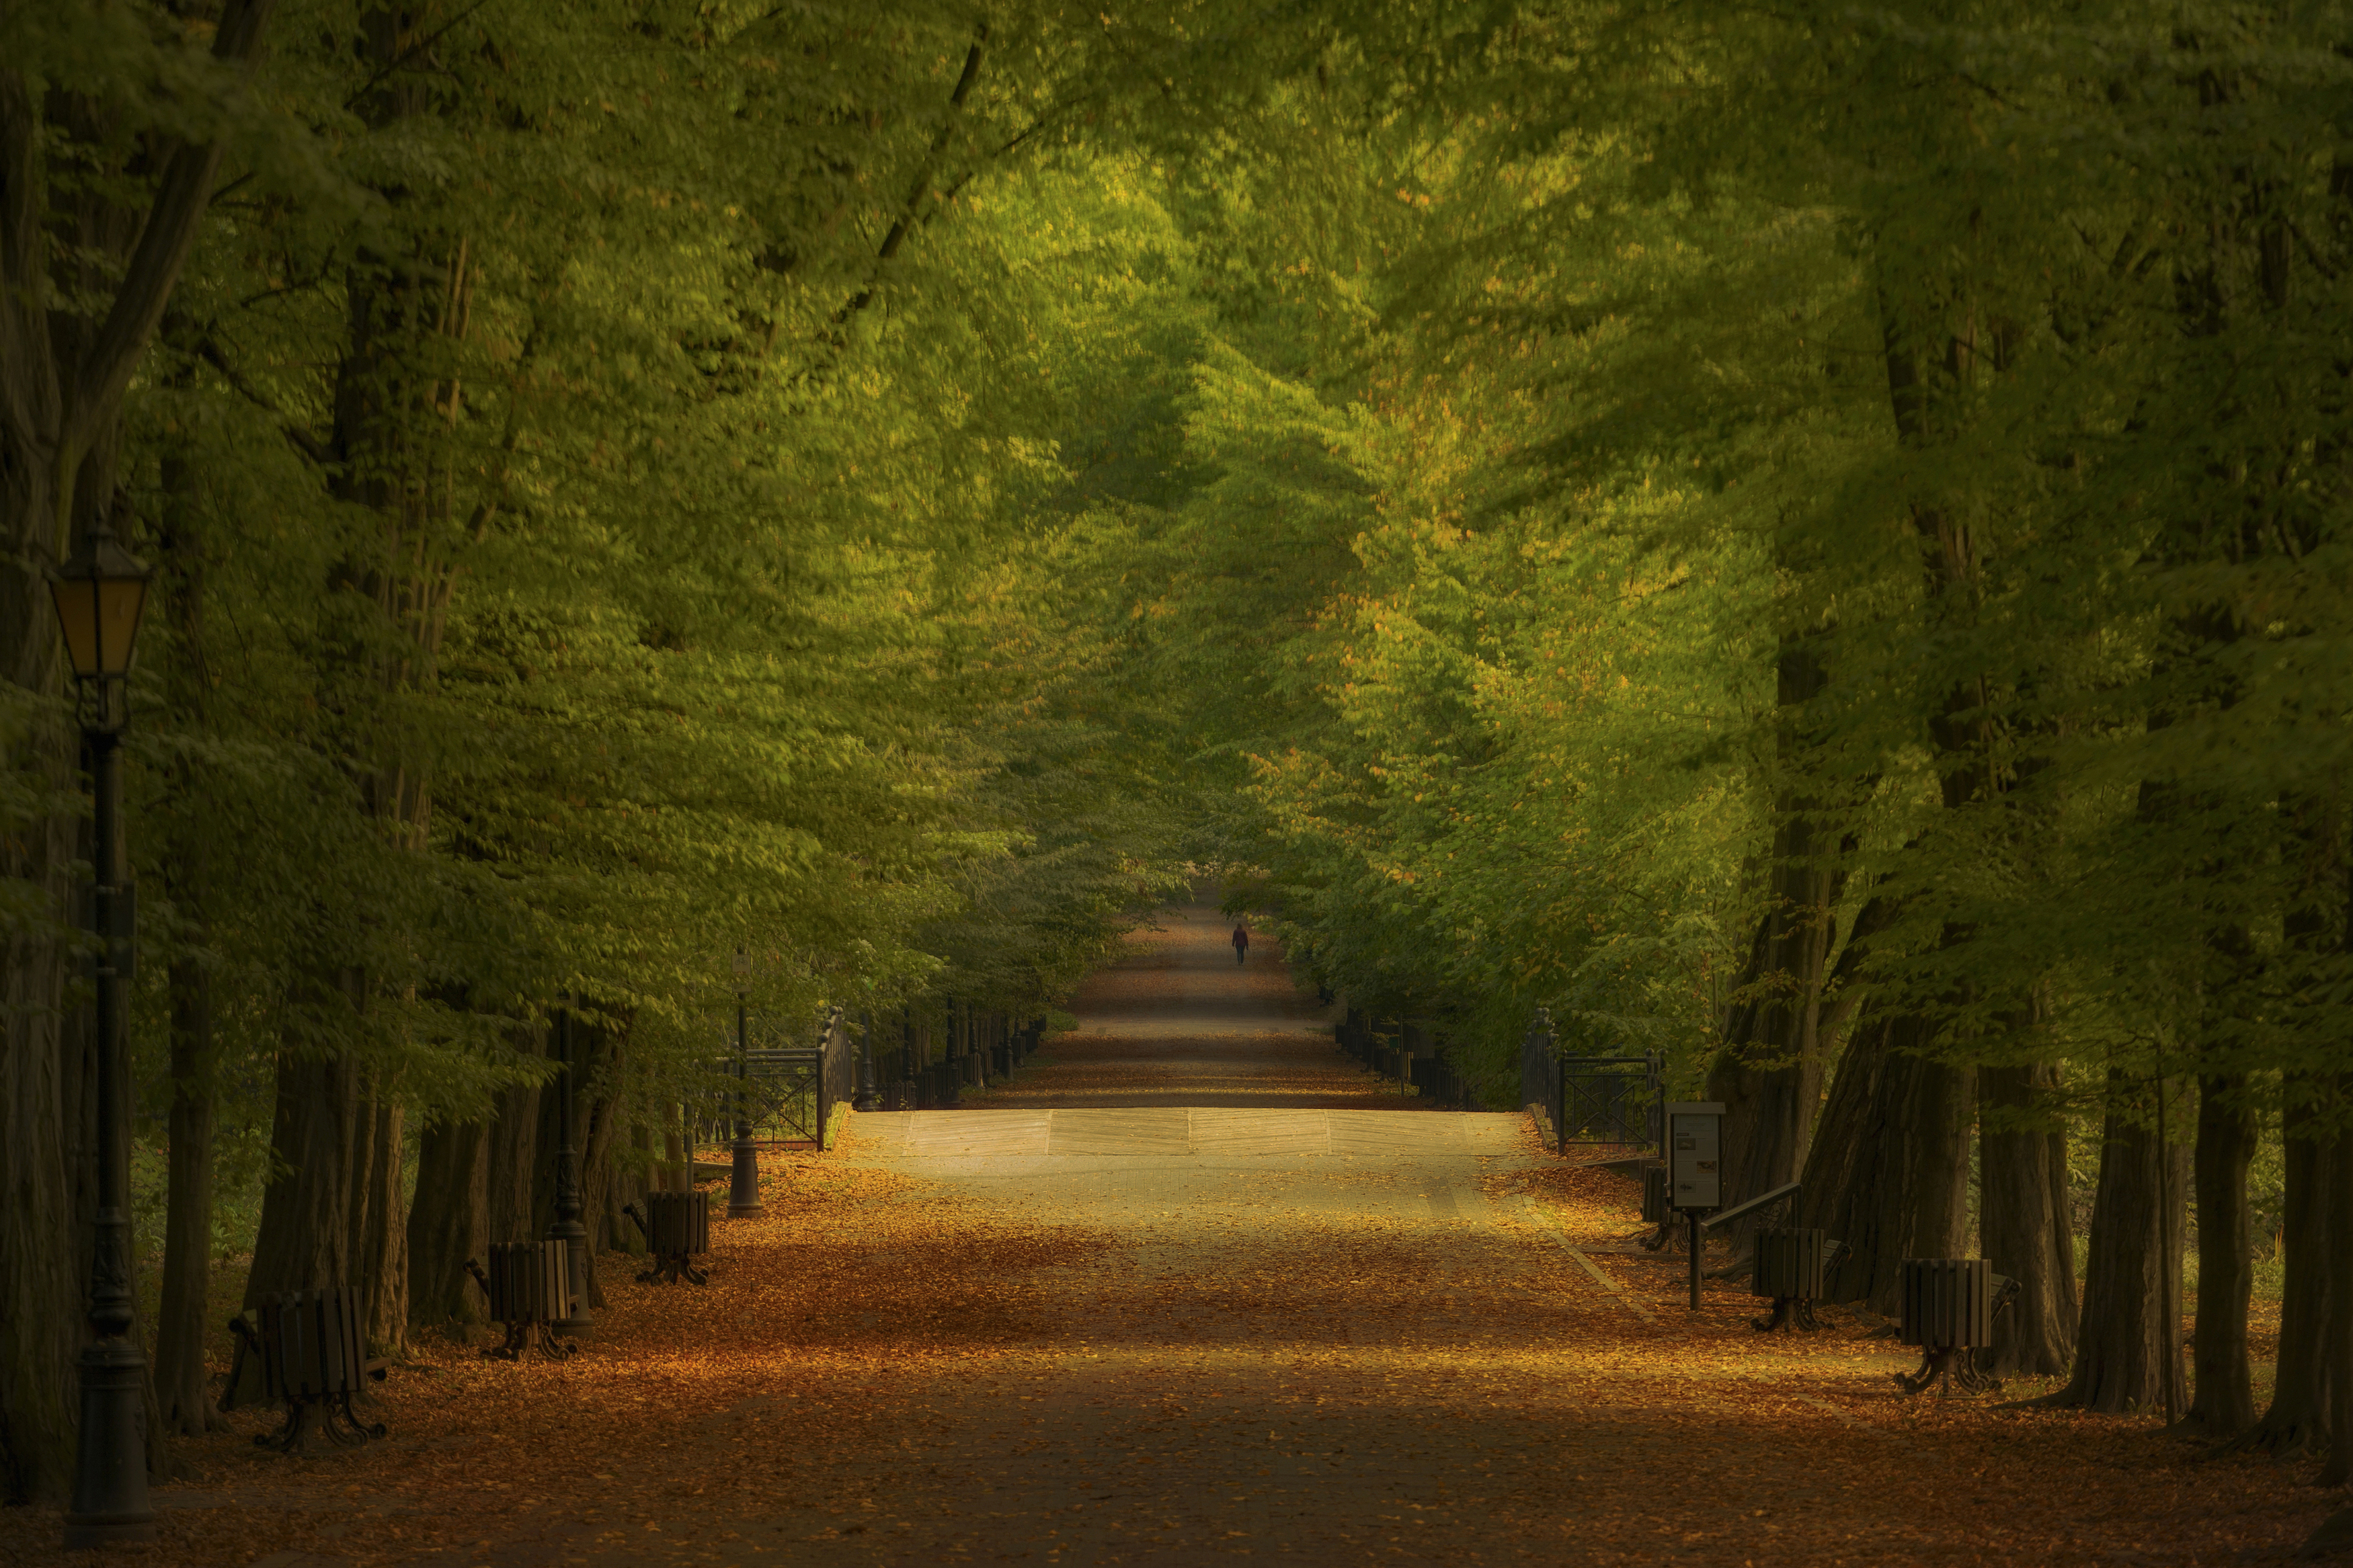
[727,1136,764,1219]
[65,1337,156,1548]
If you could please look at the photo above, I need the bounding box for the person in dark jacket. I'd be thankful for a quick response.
[1232,923,1250,964]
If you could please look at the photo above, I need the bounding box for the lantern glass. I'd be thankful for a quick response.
[49,577,103,679]
[48,536,151,682]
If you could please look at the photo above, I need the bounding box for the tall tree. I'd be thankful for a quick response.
[0,0,276,1497]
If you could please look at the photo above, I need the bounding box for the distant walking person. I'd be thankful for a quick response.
[1232,923,1250,965]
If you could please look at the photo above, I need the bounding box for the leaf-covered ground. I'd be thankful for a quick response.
[5,909,2333,1566]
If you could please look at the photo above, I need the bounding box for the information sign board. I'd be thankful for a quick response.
[1667,1101,1724,1212]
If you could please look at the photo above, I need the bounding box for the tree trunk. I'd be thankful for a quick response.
[154,948,224,1436]
[1979,1061,2077,1376]
[0,2,273,1495]
[580,1095,619,1311]
[485,1035,544,1245]
[575,1014,630,1310]
[352,1089,407,1353]
[1799,990,1973,1314]
[2320,1083,2353,1487]
[608,1117,654,1263]
[405,1118,488,1332]
[2036,1072,2187,1414]
[2219,1091,2336,1455]
[150,344,227,1438]
[2181,1070,2258,1437]
[0,785,84,1504]
[1795,289,2007,1319]
[246,1050,360,1303]
[528,1016,572,1242]
[1705,632,1837,1257]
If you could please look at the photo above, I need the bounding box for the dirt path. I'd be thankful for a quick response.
[13,905,2331,1567]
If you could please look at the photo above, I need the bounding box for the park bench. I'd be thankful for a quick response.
[1747,1227,1853,1332]
[222,1285,387,1452]
[1895,1258,2021,1395]
[465,1240,579,1360]
[1691,1182,1849,1330]
[625,1188,711,1284]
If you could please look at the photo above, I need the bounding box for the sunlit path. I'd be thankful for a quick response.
[951,900,1435,1111]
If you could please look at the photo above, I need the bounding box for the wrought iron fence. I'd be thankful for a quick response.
[1334,1007,1488,1108]
[1557,1055,1661,1150]
[1407,1051,1482,1110]
[1520,1007,1663,1154]
[694,1006,852,1151]
[874,1008,1047,1110]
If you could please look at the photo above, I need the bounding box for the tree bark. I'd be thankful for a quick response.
[2181,1069,2258,1436]
[2219,1090,2336,1455]
[2319,1080,2353,1487]
[608,1117,655,1263]
[2036,1071,2188,1414]
[1799,971,1974,1314]
[1979,1060,2077,1376]
[154,946,224,1436]
[405,1118,489,1332]
[528,1016,573,1242]
[352,1087,407,1353]
[1795,284,2009,1319]
[575,1014,631,1309]
[1706,641,1836,1257]
[485,1031,545,1245]
[664,1100,688,1192]
[150,339,228,1437]
[245,1050,360,1303]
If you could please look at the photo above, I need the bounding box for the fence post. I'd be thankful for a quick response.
[854,1009,878,1112]
[817,1014,832,1153]
[1535,1007,1564,1155]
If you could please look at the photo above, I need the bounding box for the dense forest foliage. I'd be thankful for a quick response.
[4,0,2351,1524]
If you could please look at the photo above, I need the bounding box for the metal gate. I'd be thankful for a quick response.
[1519,1007,1661,1155]
[1558,1056,1660,1151]
[700,1006,851,1151]
[741,1048,825,1146]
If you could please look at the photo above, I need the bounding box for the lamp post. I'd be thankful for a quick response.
[727,949,764,1218]
[854,1008,877,1112]
[50,522,155,1550]
[548,999,592,1334]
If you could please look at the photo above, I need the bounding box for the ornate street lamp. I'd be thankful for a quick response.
[50,522,155,1549]
[548,1000,593,1334]
[727,949,764,1218]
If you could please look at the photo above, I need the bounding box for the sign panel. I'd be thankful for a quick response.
[1667,1100,1724,1211]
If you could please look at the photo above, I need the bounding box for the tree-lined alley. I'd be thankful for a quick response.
[5,0,2353,1554]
